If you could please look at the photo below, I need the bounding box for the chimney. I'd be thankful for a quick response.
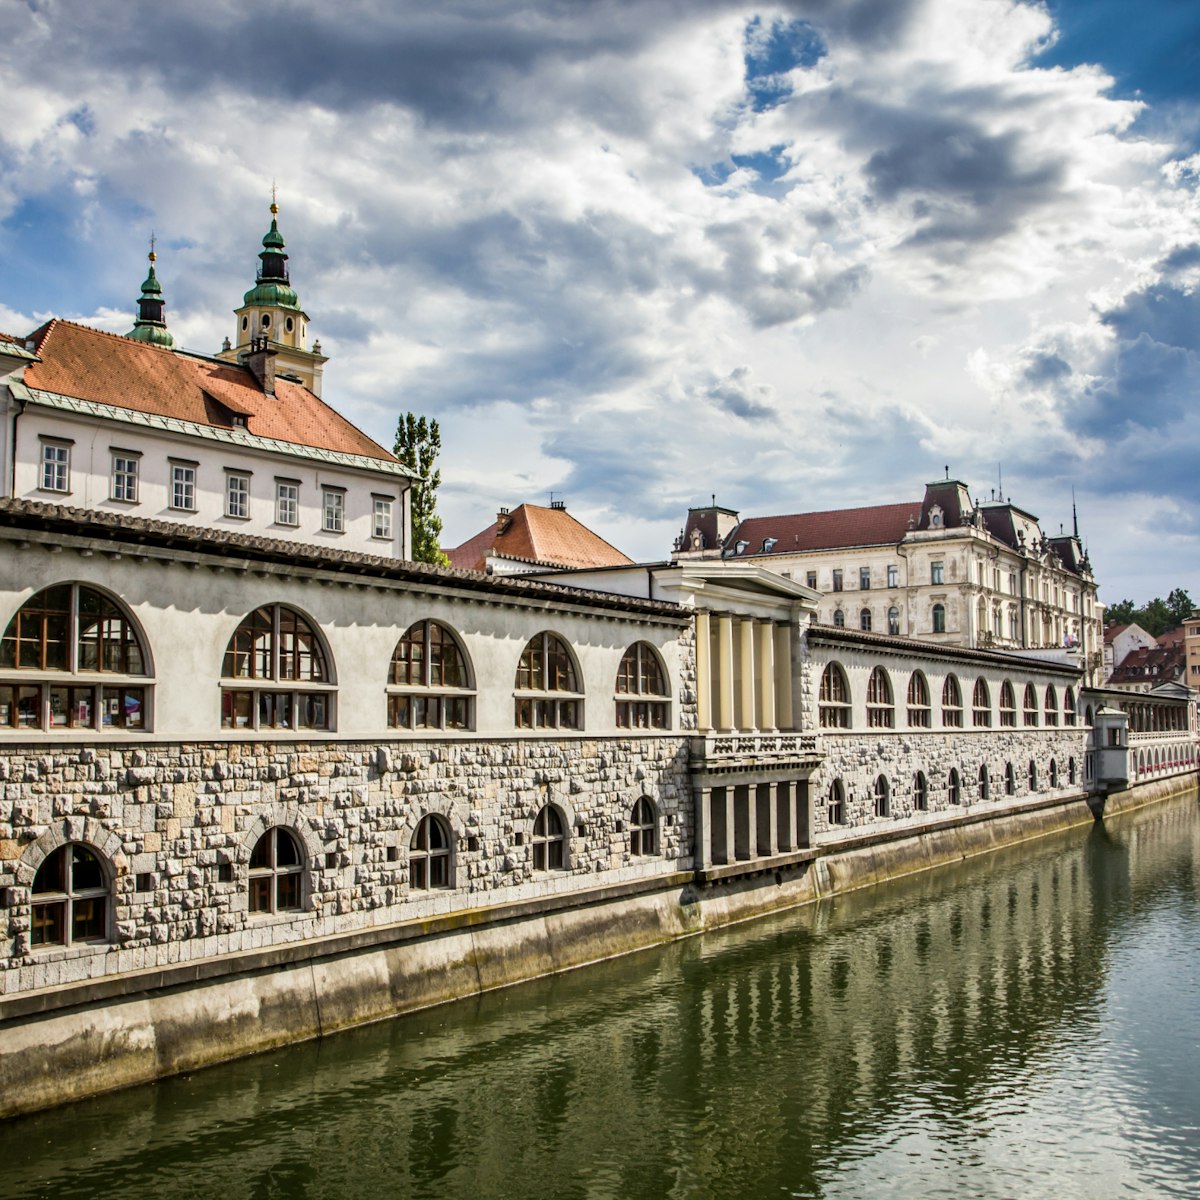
[244,335,277,397]
[496,506,511,534]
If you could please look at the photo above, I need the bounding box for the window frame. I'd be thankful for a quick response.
[387,620,474,732]
[110,451,140,503]
[912,771,928,812]
[615,641,670,730]
[322,488,345,534]
[932,603,946,634]
[30,842,110,949]
[532,804,568,871]
[409,814,454,890]
[827,779,846,826]
[859,566,871,591]
[931,560,944,585]
[999,680,1016,726]
[1023,682,1039,726]
[275,480,300,527]
[248,827,305,915]
[225,471,251,520]
[1044,684,1059,727]
[906,671,931,727]
[972,677,991,727]
[373,496,394,540]
[514,631,583,731]
[629,796,658,856]
[873,774,889,818]
[866,666,893,728]
[170,461,197,512]
[39,440,71,493]
[819,663,851,729]
[941,674,963,727]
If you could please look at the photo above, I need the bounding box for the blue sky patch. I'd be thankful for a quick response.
[743,16,826,113]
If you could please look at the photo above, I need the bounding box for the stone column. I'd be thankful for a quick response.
[717,615,735,731]
[695,610,711,731]
[693,785,711,869]
[776,781,793,852]
[758,782,777,856]
[733,785,751,859]
[757,620,776,732]
[739,617,756,732]
[774,622,794,730]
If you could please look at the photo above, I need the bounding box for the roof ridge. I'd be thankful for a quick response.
[742,500,922,523]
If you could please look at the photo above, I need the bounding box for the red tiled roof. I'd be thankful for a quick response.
[446,503,633,572]
[22,319,396,462]
[1103,623,1131,644]
[730,502,922,556]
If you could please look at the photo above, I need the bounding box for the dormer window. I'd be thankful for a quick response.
[763,538,777,553]
[929,504,944,529]
[231,415,246,428]
[735,540,748,555]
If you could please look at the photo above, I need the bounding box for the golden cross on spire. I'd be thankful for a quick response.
[149,231,157,263]
[270,180,278,215]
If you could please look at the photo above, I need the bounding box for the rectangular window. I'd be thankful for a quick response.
[831,569,843,592]
[859,567,871,590]
[322,489,345,533]
[931,560,944,585]
[41,442,70,492]
[887,564,898,588]
[276,481,299,526]
[170,463,196,511]
[806,571,817,589]
[373,497,393,540]
[111,454,139,503]
[226,473,250,519]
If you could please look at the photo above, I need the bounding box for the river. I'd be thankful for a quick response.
[3,792,1199,1199]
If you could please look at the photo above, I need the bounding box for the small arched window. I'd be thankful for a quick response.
[907,671,930,727]
[31,843,110,947]
[388,620,473,731]
[860,608,872,632]
[533,805,568,870]
[999,681,1016,726]
[1028,759,1038,791]
[1068,757,1077,785]
[873,775,889,818]
[1049,758,1059,788]
[827,780,846,826]
[629,797,657,856]
[1064,686,1076,726]
[887,606,900,636]
[516,633,581,730]
[615,643,669,729]
[0,584,150,731]
[410,815,453,890]
[1084,704,1094,726]
[222,605,332,731]
[819,663,850,728]
[972,678,991,727]
[978,764,989,801]
[912,771,928,812]
[248,827,304,914]
[833,609,845,628]
[1005,761,1015,795]
[947,767,961,806]
[1023,683,1038,726]
[942,675,963,727]
[932,604,946,634]
[1044,685,1059,727]
[866,667,893,728]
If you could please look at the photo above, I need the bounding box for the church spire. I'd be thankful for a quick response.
[244,193,299,310]
[127,236,175,348]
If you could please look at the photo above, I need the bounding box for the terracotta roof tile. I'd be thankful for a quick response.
[446,503,632,571]
[22,319,395,463]
[729,502,922,556]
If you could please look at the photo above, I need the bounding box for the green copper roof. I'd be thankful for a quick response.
[128,322,176,347]
[243,279,300,308]
[128,247,174,348]
[262,216,286,251]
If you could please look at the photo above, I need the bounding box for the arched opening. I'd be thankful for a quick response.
[516,633,582,730]
[615,643,670,729]
[629,797,658,856]
[819,663,851,729]
[410,815,453,890]
[31,843,110,947]
[388,620,474,730]
[248,827,305,914]
[532,805,568,870]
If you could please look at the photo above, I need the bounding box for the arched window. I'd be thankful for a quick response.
[1063,687,1076,726]
[932,604,946,634]
[1068,757,1077,785]
[248,827,304,914]
[410,815,453,890]
[827,779,846,826]
[972,678,991,727]
[222,605,332,731]
[1023,683,1038,726]
[819,664,851,728]
[873,775,889,818]
[866,667,893,728]
[516,633,582,730]
[832,609,845,628]
[532,805,568,870]
[906,671,931,727]
[1049,758,1059,788]
[942,675,963,727]
[978,764,990,801]
[999,681,1016,726]
[629,796,657,856]
[387,620,473,730]
[1085,704,1094,726]
[1005,761,1015,795]
[912,771,928,812]
[0,584,150,731]
[1044,685,1059,727]
[947,768,961,806]
[1028,759,1038,791]
[860,608,872,632]
[31,843,110,947]
[887,606,900,636]
[615,643,669,729]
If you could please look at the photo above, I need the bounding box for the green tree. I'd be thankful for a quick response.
[393,413,450,566]
[1105,599,1136,626]
[1140,596,1171,637]
[1166,587,1194,627]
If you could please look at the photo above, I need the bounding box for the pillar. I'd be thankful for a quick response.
[757,782,777,856]
[739,617,756,732]
[733,785,752,859]
[774,622,794,730]
[757,620,776,732]
[717,615,735,731]
[710,787,731,864]
[775,782,793,852]
[693,786,711,869]
[695,611,711,731]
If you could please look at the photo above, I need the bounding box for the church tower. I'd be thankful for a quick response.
[126,240,175,348]
[218,197,328,396]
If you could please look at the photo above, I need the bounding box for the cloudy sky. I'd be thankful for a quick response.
[2,0,1198,606]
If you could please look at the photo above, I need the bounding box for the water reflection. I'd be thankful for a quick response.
[5,794,1200,1199]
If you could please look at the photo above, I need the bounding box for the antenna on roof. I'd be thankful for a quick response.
[711,493,716,507]
[944,464,949,480]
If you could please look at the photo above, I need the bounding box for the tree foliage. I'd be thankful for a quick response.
[393,413,450,566]
[1104,588,1194,637]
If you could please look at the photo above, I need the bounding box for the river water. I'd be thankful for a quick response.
[4,793,1200,1199]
